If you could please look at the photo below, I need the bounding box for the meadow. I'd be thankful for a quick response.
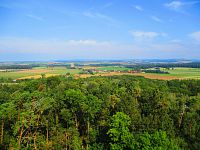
[0,67,81,80]
[96,66,132,71]
[158,67,200,79]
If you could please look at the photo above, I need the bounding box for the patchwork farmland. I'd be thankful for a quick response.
[0,63,200,81]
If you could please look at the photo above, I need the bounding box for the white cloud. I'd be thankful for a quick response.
[160,32,168,37]
[82,11,120,27]
[26,14,44,21]
[0,38,112,51]
[130,31,168,42]
[0,37,139,60]
[103,2,113,8]
[151,16,163,23]
[164,1,199,12]
[130,31,160,41]
[0,37,115,54]
[83,12,95,18]
[0,37,199,60]
[165,1,183,10]
[95,13,114,22]
[134,5,144,11]
[68,40,97,45]
[83,12,114,22]
[169,39,182,43]
[189,31,200,42]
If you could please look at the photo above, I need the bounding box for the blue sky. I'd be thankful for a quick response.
[0,0,200,61]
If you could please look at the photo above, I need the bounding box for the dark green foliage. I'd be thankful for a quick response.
[143,69,169,74]
[125,62,200,69]
[0,75,199,149]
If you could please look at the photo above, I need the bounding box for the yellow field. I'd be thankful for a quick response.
[132,73,179,80]
[17,69,53,73]
[0,67,81,80]
[17,74,59,80]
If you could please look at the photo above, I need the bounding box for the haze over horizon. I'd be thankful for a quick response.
[0,0,200,61]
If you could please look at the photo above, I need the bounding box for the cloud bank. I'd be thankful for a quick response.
[164,1,199,13]
[190,31,200,43]
[0,35,199,61]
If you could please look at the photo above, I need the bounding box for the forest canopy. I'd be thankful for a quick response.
[0,75,200,149]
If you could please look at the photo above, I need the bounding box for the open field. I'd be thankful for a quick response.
[0,67,81,80]
[133,73,179,80]
[0,66,199,81]
[165,68,200,79]
[155,68,200,79]
[75,67,200,80]
[96,66,132,71]
[17,74,59,80]
[74,72,179,80]
[32,66,48,69]
[82,66,99,70]
[133,68,200,80]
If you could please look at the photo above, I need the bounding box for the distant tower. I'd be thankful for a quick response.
[70,63,75,68]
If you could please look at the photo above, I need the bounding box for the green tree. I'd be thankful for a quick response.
[137,130,180,150]
[107,112,134,150]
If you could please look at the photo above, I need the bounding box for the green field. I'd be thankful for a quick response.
[96,66,132,71]
[154,68,200,79]
[0,72,39,79]
[0,67,81,79]
[46,67,81,74]
[32,66,47,69]
[96,67,200,79]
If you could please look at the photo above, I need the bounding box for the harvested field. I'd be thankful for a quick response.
[17,74,59,80]
[17,69,52,73]
[75,72,179,80]
[132,73,179,80]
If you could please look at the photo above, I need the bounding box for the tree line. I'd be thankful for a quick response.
[0,65,39,70]
[125,62,200,69]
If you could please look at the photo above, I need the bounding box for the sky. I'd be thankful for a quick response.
[0,0,200,61]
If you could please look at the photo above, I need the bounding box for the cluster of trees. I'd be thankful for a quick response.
[125,62,200,69]
[0,75,200,149]
[0,65,40,70]
[143,69,169,74]
[0,78,13,83]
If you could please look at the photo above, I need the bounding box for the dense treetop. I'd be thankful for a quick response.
[0,75,200,149]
